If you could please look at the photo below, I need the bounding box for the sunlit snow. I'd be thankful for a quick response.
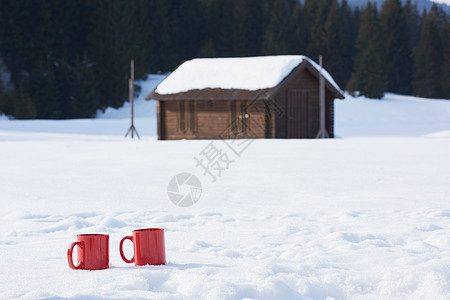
[0,76,449,299]
[155,55,341,95]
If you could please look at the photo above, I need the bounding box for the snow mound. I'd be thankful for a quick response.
[431,0,450,5]
[335,93,450,137]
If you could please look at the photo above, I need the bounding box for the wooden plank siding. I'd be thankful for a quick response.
[196,101,230,139]
[160,100,268,140]
[246,100,268,138]
[159,101,178,140]
[275,68,320,138]
[286,89,310,138]
[326,96,335,138]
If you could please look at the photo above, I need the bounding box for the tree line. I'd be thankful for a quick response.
[0,0,448,119]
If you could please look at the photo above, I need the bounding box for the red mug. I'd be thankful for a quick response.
[119,228,166,266]
[67,234,109,270]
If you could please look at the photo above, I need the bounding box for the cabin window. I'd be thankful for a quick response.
[179,101,196,134]
[230,101,248,134]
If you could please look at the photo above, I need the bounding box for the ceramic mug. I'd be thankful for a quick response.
[119,228,166,266]
[67,234,109,270]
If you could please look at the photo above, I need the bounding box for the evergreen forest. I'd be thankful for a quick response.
[0,0,449,119]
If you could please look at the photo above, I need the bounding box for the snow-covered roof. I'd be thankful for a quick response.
[155,55,342,95]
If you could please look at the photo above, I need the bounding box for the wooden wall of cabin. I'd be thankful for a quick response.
[275,68,320,138]
[158,100,268,140]
[158,101,178,140]
[326,95,335,138]
[196,101,229,138]
[246,100,268,138]
[157,101,164,139]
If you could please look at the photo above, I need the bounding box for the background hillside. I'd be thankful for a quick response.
[0,0,449,120]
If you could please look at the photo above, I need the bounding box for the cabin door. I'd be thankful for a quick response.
[287,89,309,138]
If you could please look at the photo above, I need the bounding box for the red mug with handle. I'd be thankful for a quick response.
[67,234,109,270]
[119,228,166,266]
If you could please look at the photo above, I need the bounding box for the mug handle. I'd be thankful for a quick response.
[67,241,83,269]
[119,236,134,264]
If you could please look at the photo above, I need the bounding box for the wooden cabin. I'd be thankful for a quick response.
[146,55,344,140]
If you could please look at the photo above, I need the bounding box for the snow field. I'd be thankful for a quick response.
[1,135,450,298]
[0,78,450,298]
[336,93,450,137]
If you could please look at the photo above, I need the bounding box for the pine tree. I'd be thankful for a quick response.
[322,0,355,89]
[306,0,332,57]
[403,0,421,51]
[13,89,36,119]
[263,0,295,55]
[90,0,142,110]
[169,0,205,62]
[413,10,442,98]
[68,56,99,118]
[348,2,387,99]
[134,0,170,73]
[322,0,342,73]
[290,0,308,55]
[380,0,413,94]
[302,0,320,57]
[232,0,268,56]
[201,0,234,57]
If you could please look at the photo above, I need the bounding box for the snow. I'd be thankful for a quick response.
[155,55,342,95]
[96,74,166,119]
[336,93,450,137]
[1,77,450,298]
[431,0,450,5]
